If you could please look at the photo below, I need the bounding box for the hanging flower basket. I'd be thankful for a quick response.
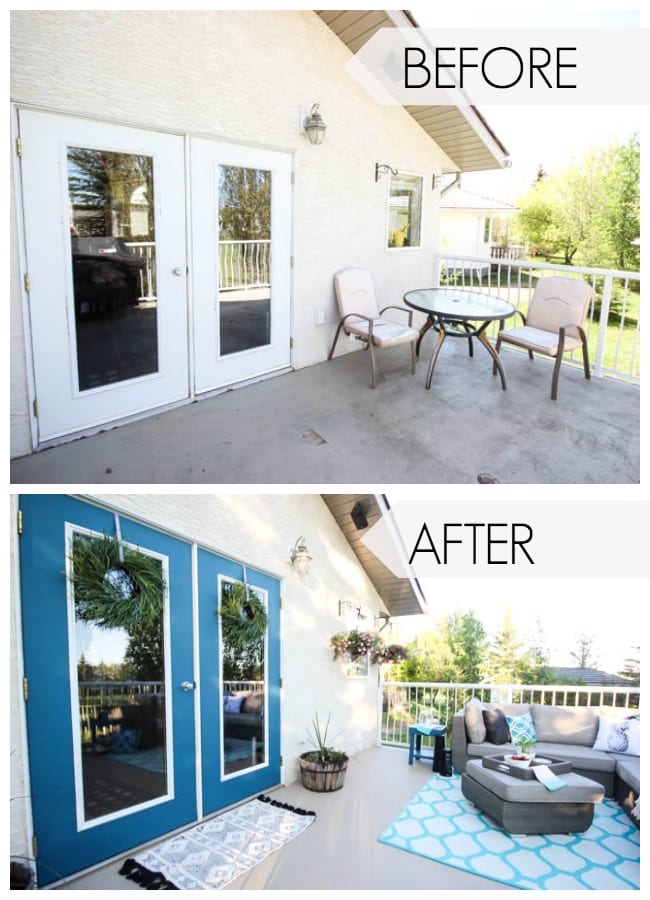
[69,533,165,632]
[330,630,409,665]
[219,582,268,649]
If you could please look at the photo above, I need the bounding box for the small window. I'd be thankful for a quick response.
[483,217,492,243]
[387,172,423,249]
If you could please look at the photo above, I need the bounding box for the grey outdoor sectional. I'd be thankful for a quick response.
[451,700,640,827]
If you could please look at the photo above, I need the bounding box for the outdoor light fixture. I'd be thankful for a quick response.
[350,501,369,531]
[339,598,365,620]
[375,162,398,182]
[303,103,327,145]
[290,536,312,574]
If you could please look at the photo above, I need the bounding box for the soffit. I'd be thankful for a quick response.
[316,9,509,173]
[321,494,426,618]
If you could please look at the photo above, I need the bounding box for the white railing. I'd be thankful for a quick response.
[219,240,271,291]
[433,253,641,384]
[126,241,157,300]
[224,680,265,694]
[125,239,271,298]
[380,680,641,747]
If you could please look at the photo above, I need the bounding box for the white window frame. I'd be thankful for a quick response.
[386,170,424,251]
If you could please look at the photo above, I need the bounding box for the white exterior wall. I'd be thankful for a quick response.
[10,10,452,457]
[439,210,491,257]
[10,493,389,858]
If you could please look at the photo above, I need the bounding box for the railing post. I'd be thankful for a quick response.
[593,274,613,378]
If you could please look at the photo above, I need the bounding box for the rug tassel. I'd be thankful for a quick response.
[257,793,316,818]
[119,858,179,890]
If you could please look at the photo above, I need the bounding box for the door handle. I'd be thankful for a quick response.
[172,267,185,276]
[180,681,195,692]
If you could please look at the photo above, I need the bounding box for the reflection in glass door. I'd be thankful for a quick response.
[220,578,268,777]
[219,166,271,356]
[69,530,170,824]
[68,148,160,390]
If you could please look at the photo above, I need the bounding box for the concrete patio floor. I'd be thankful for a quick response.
[57,746,510,891]
[11,342,640,484]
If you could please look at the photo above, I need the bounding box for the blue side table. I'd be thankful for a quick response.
[408,724,447,771]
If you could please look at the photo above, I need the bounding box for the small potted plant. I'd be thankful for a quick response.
[512,737,537,761]
[298,713,348,792]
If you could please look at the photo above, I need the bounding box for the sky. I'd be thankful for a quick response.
[406,4,643,202]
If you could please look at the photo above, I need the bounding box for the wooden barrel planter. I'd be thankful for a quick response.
[298,753,349,792]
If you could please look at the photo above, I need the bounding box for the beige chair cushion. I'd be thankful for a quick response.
[499,325,583,357]
[345,317,418,347]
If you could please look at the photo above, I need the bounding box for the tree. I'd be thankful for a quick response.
[570,632,599,669]
[123,620,164,682]
[619,646,640,685]
[482,608,525,683]
[446,610,487,683]
[515,135,640,269]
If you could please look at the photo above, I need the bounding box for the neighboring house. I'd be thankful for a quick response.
[439,182,519,278]
[10,492,426,885]
[550,667,636,687]
[10,9,509,459]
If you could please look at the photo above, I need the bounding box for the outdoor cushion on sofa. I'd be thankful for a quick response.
[612,755,640,794]
[531,704,599,746]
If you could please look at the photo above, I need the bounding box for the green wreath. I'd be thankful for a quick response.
[69,533,165,632]
[219,582,268,649]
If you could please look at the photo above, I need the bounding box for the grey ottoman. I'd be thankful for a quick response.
[462,759,605,834]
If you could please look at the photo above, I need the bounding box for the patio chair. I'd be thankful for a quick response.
[328,268,419,388]
[494,276,592,400]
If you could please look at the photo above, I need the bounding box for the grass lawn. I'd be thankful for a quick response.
[441,262,640,379]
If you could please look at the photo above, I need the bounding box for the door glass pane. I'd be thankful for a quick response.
[220,580,267,776]
[68,148,159,390]
[218,166,271,355]
[72,533,168,822]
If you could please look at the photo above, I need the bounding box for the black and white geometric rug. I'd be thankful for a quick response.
[120,795,315,890]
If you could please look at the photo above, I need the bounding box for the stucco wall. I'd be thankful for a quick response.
[439,210,490,257]
[10,493,389,859]
[10,10,450,456]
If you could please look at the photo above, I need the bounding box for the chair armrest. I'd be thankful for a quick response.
[451,712,470,775]
[379,305,414,327]
[514,309,527,326]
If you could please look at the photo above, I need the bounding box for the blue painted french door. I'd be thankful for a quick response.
[19,497,281,886]
[197,548,281,814]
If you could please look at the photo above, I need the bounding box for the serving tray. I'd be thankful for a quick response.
[482,754,573,780]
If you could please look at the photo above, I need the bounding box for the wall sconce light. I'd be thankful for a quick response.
[350,501,369,531]
[374,611,391,632]
[303,103,327,145]
[375,162,398,182]
[339,598,365,620]
[290,536,312,574]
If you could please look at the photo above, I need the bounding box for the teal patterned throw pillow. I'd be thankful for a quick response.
[506,712,537,745]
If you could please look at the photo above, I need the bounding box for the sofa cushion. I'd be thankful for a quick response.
[223,694,245,714]
[613,755,640,794]
[241,692,264,716]
[506,712,537,745]
[593,715,640,755]
[484,702,531,717]
[465,759,605,804]
[531,704,598,746]
[464,698,487,743]
[482,708,510,744]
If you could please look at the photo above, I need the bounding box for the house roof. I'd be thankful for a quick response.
[321,494,427,617]
[551,667,634,687]
[440,185,519,212]
[316,9,510,173]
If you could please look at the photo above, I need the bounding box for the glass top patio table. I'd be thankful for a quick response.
[403,288,516,390]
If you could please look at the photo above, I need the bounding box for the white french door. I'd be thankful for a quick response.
[18,112,293,443]
[19,110,190,442]
[190,140,292,392]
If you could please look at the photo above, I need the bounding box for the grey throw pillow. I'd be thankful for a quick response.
[464,697,487,743]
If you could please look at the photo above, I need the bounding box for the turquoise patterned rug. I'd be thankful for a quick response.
[378,774,639,890]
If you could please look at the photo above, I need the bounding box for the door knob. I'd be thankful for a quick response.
[172,267,185,276]
[180,681,195,691]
